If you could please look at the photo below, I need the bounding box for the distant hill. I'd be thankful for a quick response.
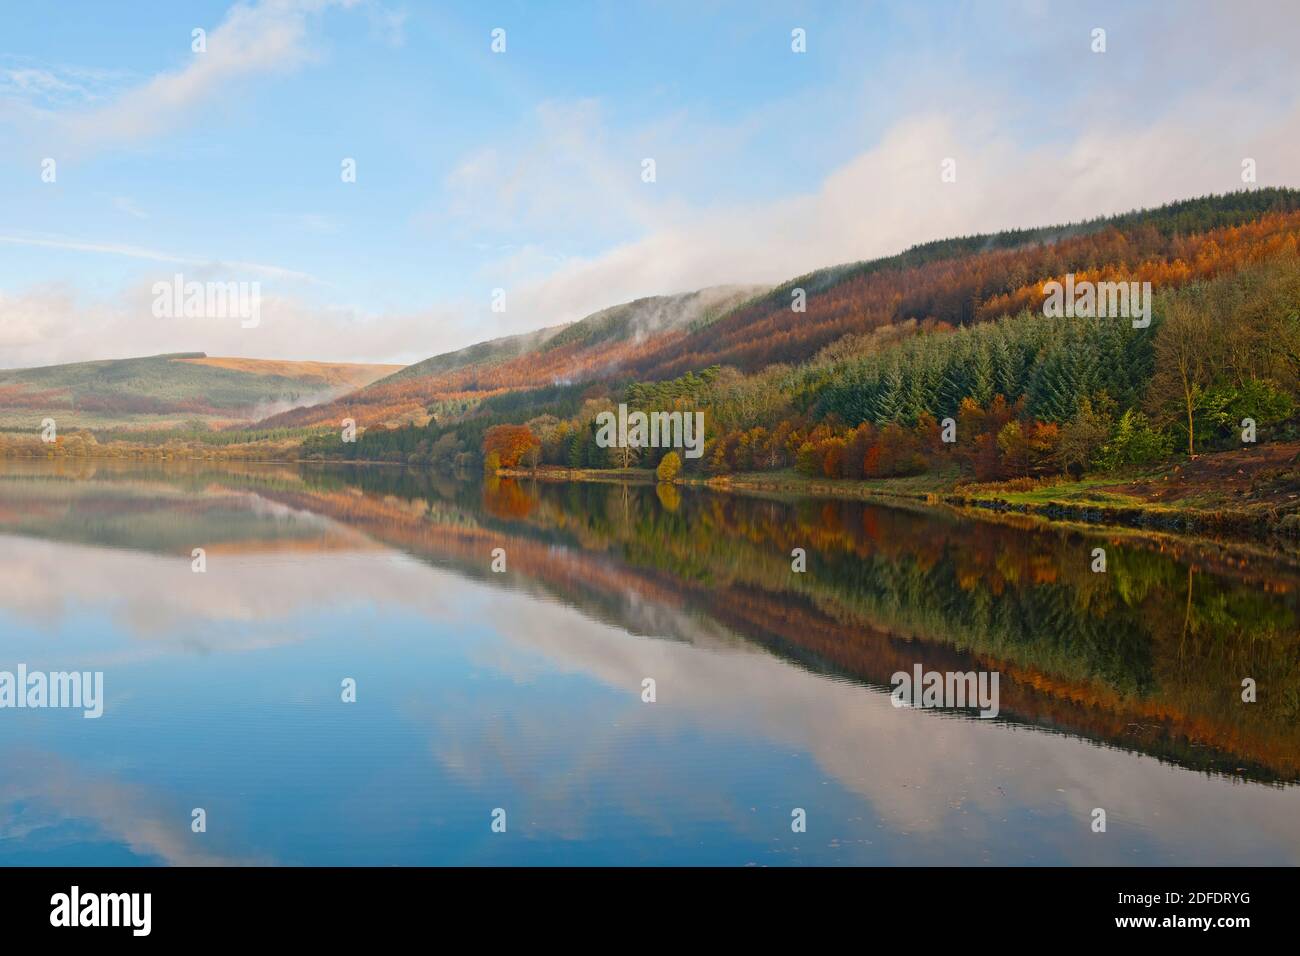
[0,352,401,431]
[262,188,1300,432]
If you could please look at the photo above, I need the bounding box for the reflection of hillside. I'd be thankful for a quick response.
[0,466,373,556]
[6,460,1298,784]
[246,482,711,646]
[257,474,1300,784]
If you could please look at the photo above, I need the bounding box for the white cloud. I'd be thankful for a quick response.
[438,98,676,248]
[6,0,359,154]
[493,91,1300,332]
[0,233,315,282]
[0,59,133,113]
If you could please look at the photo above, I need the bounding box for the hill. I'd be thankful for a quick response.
[271,189,1300,436]
[299,189,1300,509]
[0,352,401,431]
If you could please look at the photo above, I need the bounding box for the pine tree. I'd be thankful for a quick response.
[938,350,970,418]
[968,342,996,407]
[989,328,1019,399]
[875,360,906,424]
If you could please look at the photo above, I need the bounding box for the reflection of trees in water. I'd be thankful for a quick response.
[655,482,681,512]
[482,475,535,519]
[463,479,1300,782]
[41,461,1294,782]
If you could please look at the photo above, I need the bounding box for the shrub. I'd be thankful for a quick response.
[1056,396,1114,476]
[1099,409,1173,469]
[1200,378,1295,446]
[656,450,682,482]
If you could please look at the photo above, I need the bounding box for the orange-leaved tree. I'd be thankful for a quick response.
[482,424,540,468]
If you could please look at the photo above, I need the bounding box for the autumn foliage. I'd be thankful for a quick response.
[293,191,1300,492]
[264,192,1300,430]
[656,451,682,482]
[482,424,539,467]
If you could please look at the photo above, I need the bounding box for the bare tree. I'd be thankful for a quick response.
[1149,297,1217,458]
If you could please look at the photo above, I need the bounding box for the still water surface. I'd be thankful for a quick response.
[1,460,1297,865]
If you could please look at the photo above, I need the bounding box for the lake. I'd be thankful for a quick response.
[1,459,1297,865]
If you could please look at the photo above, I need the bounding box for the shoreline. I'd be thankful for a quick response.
[4,453,1294,565]
[499,464,1300,566]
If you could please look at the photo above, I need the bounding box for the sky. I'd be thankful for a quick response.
[1,0,1298,369]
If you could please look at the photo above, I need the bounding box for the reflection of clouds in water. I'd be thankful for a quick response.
[0,749,267,866]
[0,536,488,664]
[465,589,1300,863]
[415,694,767,846]
[3,485,1299,863]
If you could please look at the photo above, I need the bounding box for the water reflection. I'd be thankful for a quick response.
[0,460,1297,864]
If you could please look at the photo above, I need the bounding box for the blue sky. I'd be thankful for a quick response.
[1,0,1298,367]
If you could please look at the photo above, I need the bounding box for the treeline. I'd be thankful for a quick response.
[306,196,1300,487]
[551,252,1296,482]
[338,249,1300,484]
[706,255,1298,482]
[553,250,1292,484]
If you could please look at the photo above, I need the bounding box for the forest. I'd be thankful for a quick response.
[304,190,1300,500]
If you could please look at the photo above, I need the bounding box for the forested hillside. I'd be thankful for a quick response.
[306,189,1300,503]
